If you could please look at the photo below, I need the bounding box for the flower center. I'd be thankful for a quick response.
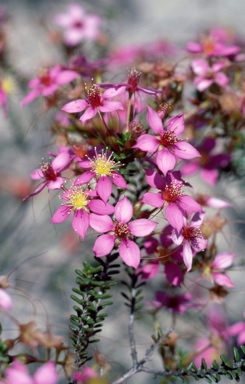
[160,131,178,148]
[38,69,52,87]
[127,68,141,92]
[114,222,130,239]
[67,186,89,210]
[183,226,202,241]
[162,180,183,202]
[1,77,14,94]
[86,85,101,108]
[73,20,84,29]
[201,37,216,55]
[91,151,118,177]
[41,163,57,181]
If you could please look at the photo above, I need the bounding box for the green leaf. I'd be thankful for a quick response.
[201,358,208,370]
[225,371,233,380]
[233,347,240,362]
[220,354,233,369]
[211,360,220,370]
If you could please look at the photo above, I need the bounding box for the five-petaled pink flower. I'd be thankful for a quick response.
[5,360,58,384]
[142,169,202,232]
[23,151,73,201]
[90,196,157,268]
[74,149,128,203]
[170,211,207,272]
[133,106,201,175]
[54,3,101,46]
[51,184,114,239]
[62,84,125,125]
[191,58,229,92]
[21,65,79,106]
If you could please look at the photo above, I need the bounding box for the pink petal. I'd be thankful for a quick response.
[115,196,132,224]
[195,78,213,92]
[80,106,97,124]
[31,168,44,180]
[74,171,94,185]
[56,70,79,85]
[48,177,64,190]
[146,106,163,135]
[62,99,88,113]
[214,72,229,88]
[112,172,128,189]
[167,114,184,135]
[228,322,245,336]
[183,241,193,272]
[141,192,164,208]
[174,141,201,160]
[93,234,115,257]
[51,205,71,223]
[178,195,202,215]
[72,209,89,239]
[145,169,166,189]
[20,88,41,106]
[90,213,114,233]
[133,134,159,152]
[213,273,235,288]
[191,58,209,76]
[156,148,176,175]
[129,219,157,237]
[200,169,218,185]
[99,100,124,113]
[119,239,141,268]
[102,86,127,98]
[96,176,112,203]
[34,361,58,384]
[206,197,231,208]
[0,289,13,311]
[23,182,48,201]
[212,252,234,269]
[180,161,199,176]
[88,199,115,215]
[6,362,33,384]
[165,204,184,232]
[52,152,71,171]
[165,262,183,286]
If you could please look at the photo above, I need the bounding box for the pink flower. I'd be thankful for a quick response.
[21,65,79,106]
[23,151,72,201]
[191,58,229,91]
[74,366,98,383]
[74,149,128,203]
[0,79,8,117]
[142,170,202,232]
[51,184,114,239]
[170,212,207,272]
[54,3,101,46]
[133,107,201,175]
[90,196,157,268]
[202,252,235,288]
[5,360,58,384]
[62,84,125,125]
[187,35,240,57]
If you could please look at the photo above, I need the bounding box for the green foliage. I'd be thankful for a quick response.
[69,256,119,367]
[121,268,145,314]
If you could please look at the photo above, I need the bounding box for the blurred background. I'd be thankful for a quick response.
[0,1,245,383]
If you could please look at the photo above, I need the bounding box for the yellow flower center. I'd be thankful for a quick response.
[2,77,15,94]
[91,150,119,177]
[67,186,89,210]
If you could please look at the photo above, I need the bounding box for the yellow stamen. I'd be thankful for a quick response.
[67,186,89,210]
[91,149,119,177]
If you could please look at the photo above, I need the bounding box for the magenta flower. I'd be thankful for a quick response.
[202,252,235,288]
[142,170,202,232]
[151,291,193,314]
[62,84,125,125]
[51,184,114,239]
[5,360,58,384]
[21,65,79,106]
[191,58,229,91]
[90,196,157,268]
[74,149,128,203]
[187,35,240,57]
[23,151,73,201]
[0,79,8,117]
[54,3,101,46]
[170,212,207,272]
[181,137,231,185]
[133,106,201,175]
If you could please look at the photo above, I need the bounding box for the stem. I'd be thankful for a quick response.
[128,287,138,369]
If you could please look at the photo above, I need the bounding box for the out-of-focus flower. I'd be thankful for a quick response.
[227,309,245,345]
[54,3,101,46]
[5,360,58,384]
[0,288,12,311]
[21,65,79,106]
[202,252,235,288]
[191,58,229,91]
[151,291,193,314]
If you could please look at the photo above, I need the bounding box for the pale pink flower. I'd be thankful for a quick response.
[23,151,72,201]
[170,212,207,272]
[187,35,240,57]
[202,252,235,288]
[133,107,201,175]
[0,288,12,311]
[228,309,245,345]
[21,65,79,106]
[51,184,114,239]
[142,170,202,232]
[74,149,127,203]
[62,84,125,125]
[191,58,229,91]
[5,360,58,384]
[74,366,98,382]
[90,196,157,268]
[54,3,101,46]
